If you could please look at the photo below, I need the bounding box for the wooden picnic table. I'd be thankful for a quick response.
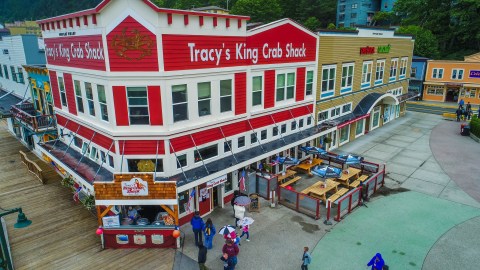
[335,167,361,186]
[293,158,323,174]
[303,179,339,202]
[277,169,297,184]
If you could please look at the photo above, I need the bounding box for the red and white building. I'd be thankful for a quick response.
[37,0,326,247]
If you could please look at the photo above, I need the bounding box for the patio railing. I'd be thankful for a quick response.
[278,186,322,220]
[11,104,56,132]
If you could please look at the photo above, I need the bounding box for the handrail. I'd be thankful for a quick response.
[19,150,45,184]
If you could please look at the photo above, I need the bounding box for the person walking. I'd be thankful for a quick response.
[301,246,312,270]
[456,106,462,122]
[239,224,250,242]
[197,243,208,270]
[221,253,234,270]
[222,239,239,269]
[466,102,472,120]
[367,253,385,270]
[459,98,465,108]
[190,211,205,246]
[203,218,216,249]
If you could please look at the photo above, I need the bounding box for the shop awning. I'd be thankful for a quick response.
[0,89,23,118]
[424,82,446,86]
[463,84,480,88]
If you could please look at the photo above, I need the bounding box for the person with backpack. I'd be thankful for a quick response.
[190,211,205,246]
[203,218,216,249]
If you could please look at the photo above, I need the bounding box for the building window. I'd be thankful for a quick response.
[342,103,352,114]
[195,144,218,162]
[299,119,304,128]
[220,79,232,113]
[400,57,408,77]
[172,84,188,122]
[339,14,345,21]
[224,140,232,153]
[411,67,417,78]
[238,136,245,148]
[74,80,84,113]
[198,82,211,116]
[100,150,106,164]
[339,5,346,12]
[108,154,114,168]
[361,61,372,88]
[97,85,108,122]
[250,133,257,144]
[17,67,24,84]
[390,58,398,81]
[469,89,476,98]
[3,65,9,79]
[85,82,95,116]
[89,146,99,161]
[281,124,287,134]
[426,86,444,95]
[352,3,358,8]
[225,173,233,192]
[318,111,329,123]
[0,65,3,77]
[81,142,90,155]
[176,154,187,168]
[356,119,364,136]
[432,68,443,79]
[291,121,297,130]
[178,190,190,214]
[252,76,263,106]
[127,87,149,125]
[331,107,341,118]
[276,72,295,102]
[10,66,17,82]
[375,60,385,85]
[341,63,354,93]
[260,130,267,140]
[451,69,464,80]
[307,117,312,125]
[321,65,336,94]
[306,70,314,96]
[351,13,357,19]
[73,136,83,149]
[58,77,67,107]
[273,126,279,136]
[340,125,350,144]
[127,159,163,172]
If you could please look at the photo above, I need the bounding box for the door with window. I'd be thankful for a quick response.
[329,130,338,150]
[371,106,381,130]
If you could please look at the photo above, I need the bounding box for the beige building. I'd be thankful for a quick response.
[191,6,230,15]
[5,21,42,37]
[315,27,415,150]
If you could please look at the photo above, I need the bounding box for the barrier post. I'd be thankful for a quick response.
[324,200,332,225]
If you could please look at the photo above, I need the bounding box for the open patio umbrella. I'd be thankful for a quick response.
[218,225,236,236]
[337,154,364,165]
[311,165,342,178]
[234,195,251,206]
[276,156,300,165]
[237,217,255,227]
[299,146,327,155]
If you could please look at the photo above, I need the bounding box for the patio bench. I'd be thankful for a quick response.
[280,176,302,187]
[328,194,341,202]
[349,180,361,188]
[358,175,369,182]
[336,188,349,197]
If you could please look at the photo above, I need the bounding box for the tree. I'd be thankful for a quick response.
[230,0,282,23]
[396,25,440,59]
[303,17,320,31]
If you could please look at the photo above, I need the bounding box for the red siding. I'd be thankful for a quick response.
[192,129,223,146]
[83,15,88,26]
[62,20,66,28]
[92,14,97,24]
[167,14,172,24]
[170,135,194,152]
[272,110,291,123]
[226,18,230,28]
[147,86,163,126]
[213,17,217,27]
[222,121,249,137]
[234,72,246,115]
[296,67,306,102]
[264,70,275,109]
[237,19,242,29]
[249,115,274,129]
[56,21,60,29]
[56,114,116,153]
[119,140,165,155]
[63,73,77,115]
[48,71,61,109]
[199,16,204,26]
[112,86,129,126]
[107,16,159,72]
[76,17,80,27]
[69,18,73,28]
[184,15,189,25]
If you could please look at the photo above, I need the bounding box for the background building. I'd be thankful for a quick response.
[191,6,229,14]
[336,0,397,28]
[409,55,429,99]
[315,27,414,150]
[5,21,42,37]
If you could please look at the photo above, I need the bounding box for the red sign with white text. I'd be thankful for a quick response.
[162,23,316,71]
[44,35,106,71]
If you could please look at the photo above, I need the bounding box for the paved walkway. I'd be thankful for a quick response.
[176,111,480,270]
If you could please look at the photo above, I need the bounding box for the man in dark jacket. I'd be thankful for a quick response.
[191,211,205,246]
[198,243,208,270]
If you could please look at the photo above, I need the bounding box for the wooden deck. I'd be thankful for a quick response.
[0,121,175,270]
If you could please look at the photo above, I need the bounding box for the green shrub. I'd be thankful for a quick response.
[470,116,480,137]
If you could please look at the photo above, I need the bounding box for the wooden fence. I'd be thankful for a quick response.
[19,151,45,184]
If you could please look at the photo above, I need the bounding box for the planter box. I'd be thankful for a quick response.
[470,132,480,143]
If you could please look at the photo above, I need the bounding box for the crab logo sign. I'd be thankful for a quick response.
[122,177,149,196]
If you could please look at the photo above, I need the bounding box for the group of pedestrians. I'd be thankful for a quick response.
[456,99,473,122]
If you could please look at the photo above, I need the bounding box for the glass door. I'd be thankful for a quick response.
[371,107,380,130]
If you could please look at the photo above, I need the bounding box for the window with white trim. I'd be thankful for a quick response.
[390,58,398,81]
[451,69,464,80]
[127,87,149,125]
[176,154,187,168]
[97,85,108,122]
[331,107,341,118]
[238,136,245,148]
[305,70,314,96]
[342,103,352,114]
[273,126,279,136]
[399,57,408,77]
[261,130,267,140]
[220,79,232,113]
[341,63,354,92]
[281,124,286,134]
[432,68,443,79]
[318,110,329,123]
[58,77,67,107]
[361,61,372,89]
[85,82,95,116]
[321,65,336,94]
[74,80,84,113]
[198,82,211,116]
[17,67,24,84]
[375,60,385,84]
[194,144,218,163]
[276,72,295,101]
[172,84,188,122]
[252,76,263,106]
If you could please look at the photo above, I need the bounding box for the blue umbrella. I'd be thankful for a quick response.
[338,154,364,165]
[277,156,300,165]
[311,165,342,178]
[299,146,327,155]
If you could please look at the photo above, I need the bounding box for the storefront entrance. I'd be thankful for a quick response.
[445,88,459,102]
[371,106,381,130]
[212,185,220,208]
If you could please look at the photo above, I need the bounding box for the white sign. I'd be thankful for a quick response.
[102,215,120,228]
[121,177,149,196]
[151,234,164,245]
[206,174,227,188]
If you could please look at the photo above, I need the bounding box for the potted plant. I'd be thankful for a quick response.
[324,137,332,144]
[81,195,95,210]
[61,176,74,189]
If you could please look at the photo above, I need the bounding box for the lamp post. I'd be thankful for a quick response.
[0,208,32,270]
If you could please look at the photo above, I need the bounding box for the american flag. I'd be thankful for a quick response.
[239,170,246,191]
[186,189,195,214]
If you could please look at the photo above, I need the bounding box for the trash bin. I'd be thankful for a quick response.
[461,125,470,136]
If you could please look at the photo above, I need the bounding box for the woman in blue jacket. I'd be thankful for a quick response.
[367,253,385,270]
[203,218,216,249]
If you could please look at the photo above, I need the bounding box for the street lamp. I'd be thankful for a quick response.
[0,208,32,270]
